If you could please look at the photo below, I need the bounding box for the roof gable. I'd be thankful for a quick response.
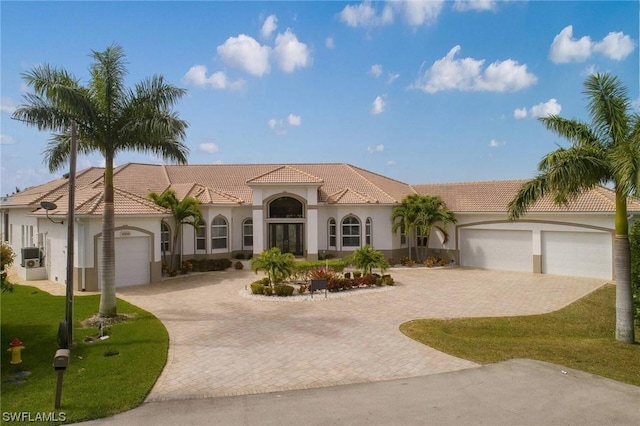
[246,165,324,184]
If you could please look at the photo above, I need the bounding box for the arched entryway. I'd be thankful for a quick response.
[267,196,305,256]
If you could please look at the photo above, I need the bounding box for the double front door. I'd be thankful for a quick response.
[269,223,303,256]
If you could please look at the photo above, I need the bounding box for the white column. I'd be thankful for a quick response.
[253,208,264,254]
[307,208,318,259]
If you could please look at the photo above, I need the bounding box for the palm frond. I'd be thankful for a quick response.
[507,175,547,220]
[584,73,630,145]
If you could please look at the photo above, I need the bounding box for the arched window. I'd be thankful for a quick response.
[365,217,372,246]
[328,218,336,248]
[211,216,228,249]
[161,222,171,253]
[195,221,206,251]
[243,218,253,248]
[269,196,304,218]
[341,216,360,247]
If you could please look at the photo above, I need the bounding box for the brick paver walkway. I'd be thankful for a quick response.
[113,268,605,402]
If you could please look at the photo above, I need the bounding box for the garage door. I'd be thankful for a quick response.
[98,236,150,288]
[460,229,532,272]
[541,231,612,279]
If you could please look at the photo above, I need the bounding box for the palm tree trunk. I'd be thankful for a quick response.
[99,154,117,317]
[170,222,181,272]
[614,189,635,343]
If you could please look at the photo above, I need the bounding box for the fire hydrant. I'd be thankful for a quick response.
[7,338,25,364]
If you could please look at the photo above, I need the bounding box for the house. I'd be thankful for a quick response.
[2,162,638,291]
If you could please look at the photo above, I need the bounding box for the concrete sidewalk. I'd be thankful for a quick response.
[81,359,640,425]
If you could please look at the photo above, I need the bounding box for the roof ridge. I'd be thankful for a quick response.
[282,165,324,182]
[331,187,377,204]
[344,164,396,202]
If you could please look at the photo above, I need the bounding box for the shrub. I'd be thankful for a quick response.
[251,248,296,284]
[251,282,265,295]
[298,284,307,294]
[383,275,395,286]
[347,244,389,275]
[234,261,244,270]
[263,287,273,296]
[353,271,362,279]
[343,272,351,279]
[425,257,438,268]
[310,268,335,280]
[274,284,295,297]
[235,253,246,260]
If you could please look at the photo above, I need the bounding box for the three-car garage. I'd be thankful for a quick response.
[459,224,613,280]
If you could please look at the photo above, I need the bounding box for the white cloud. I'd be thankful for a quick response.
[182,65,246,91]
[273,29,311,73]
[514,98,562,120]
[390,0,444,27]
[261,14,278,39]
[340,1,444,28]
[412,45,537,93]
[513,107,528,119]
[325,37,335,49]
[453,0,497,12]
[387,73,400,84]
[549,25,592,63]
[530,98,562,118]
[386,160,396,166]
[339,1,393,28]
[370,96,386,115]
[0,134,16,145]
[199,142,220,154]
[267,118,278,129]
[367,144,385,154]
[287,114,302,126]
[593,31,635,61]
[1,97,17,114]
[488,139,506,148]
[217,34,271,77]
[369,64,383,77]
[549,26,635,63]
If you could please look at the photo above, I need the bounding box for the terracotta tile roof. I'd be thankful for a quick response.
[413,180,640,213]
[247,165,324,184]
[6,163,639,215]
[31,185,169,216]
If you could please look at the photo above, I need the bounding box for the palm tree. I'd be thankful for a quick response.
[392,194,456,263]
[148,189,203,273]
[12,44,189,317]
[250,248,296,286]
[391,198,416,260]
[508,73,639,344]
[413,195,456,263]
[347,244,389,275]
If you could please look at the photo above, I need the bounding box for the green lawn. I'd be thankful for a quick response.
[1,285,169,425]
[401,284,640,387]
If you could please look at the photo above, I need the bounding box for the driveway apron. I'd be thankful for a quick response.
[114,268,605,402]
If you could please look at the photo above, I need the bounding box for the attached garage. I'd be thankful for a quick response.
[541,231,612,280]
[459,229,532,273]
[98,236,151,288]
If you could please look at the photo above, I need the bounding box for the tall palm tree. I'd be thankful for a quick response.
[148,189,203,272]
[12,44,189,317]
[413,195,456,262]
[508,73,639,344]
[392,197,417,260]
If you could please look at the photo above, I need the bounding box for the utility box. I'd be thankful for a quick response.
[53,349,70,371]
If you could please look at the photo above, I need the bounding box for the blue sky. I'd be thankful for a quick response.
[1,1,638,197]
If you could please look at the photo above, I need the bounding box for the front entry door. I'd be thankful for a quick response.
[269,223,303,256]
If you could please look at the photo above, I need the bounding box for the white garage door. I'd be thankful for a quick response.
[541,231,612,279]
[460,229,532,272]
[98,236,150,288]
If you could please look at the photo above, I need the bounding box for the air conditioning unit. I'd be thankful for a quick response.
[25,258,41,268]
[21,247,40,267]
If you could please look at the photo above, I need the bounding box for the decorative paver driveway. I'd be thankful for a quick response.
[114,268,605,402]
